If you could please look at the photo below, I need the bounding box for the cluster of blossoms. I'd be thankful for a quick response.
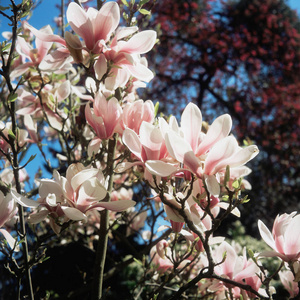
[0,1,299,299]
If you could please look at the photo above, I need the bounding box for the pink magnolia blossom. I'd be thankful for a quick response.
[17,163,135,234]
[279,270,299,298]
[120,121,169,182]
[66,2,120,53]
[16,82,71,132]
[85,92,122,140]
[214,241,262,298]
[120,100,155,134]
[258,212,300,262]
[0,191,19,251]
[145,103,258,196]
[10,25,53,78]
[100,27,156,90]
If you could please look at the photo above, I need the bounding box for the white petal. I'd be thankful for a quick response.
[61,206,87,222]
[145,160,178,177]
[11,190,39,208]
[0,229,20,251]
[258,219,276,250]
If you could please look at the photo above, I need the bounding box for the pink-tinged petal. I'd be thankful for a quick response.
[16,36,32,58]
[88,137,101,157]
[66,3,94,50]
[139,122,163,159]
[105,97,122,137]
[28,209,49,224]
[46,111,63,131]
[218,242,237,278]
[0,229,20,251]
[197,114,232,155]
[165,130,193,164]
[259,250,287,260]
[55,80,71,102]
[205,175,220,197]
[126,62,154,82]
[72,85,93,101]
[11,190,39,208]
[25,23,66,46]
[61,206,88,222]
[181,103,202,152]
[39,179,64,198]
[284,215,300,258]
[94,54,107,80]
[105,67,130,90]
[115,161,143,173]
[234,263,259,282]
[94,2,120,42]
[122,128,142,160]
[115,26,138,41]
[10,62,34,78]
[204,136,238,175]
[145,161,178,177]
[258,220,276,250]
[213,145,259,174]
[120,31,157,54]
[34,25,54,61]
[71,168,100,192]
[24,114,39,143]
[92,200,135,212]
[183,151,202,176]
[208,236,225,246]
[16,106,36,116]
[77,178,107,206]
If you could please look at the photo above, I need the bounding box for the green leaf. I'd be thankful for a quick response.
[0,6,9,10]
[139,8,150,15]
[154,101,159,117]
[232,179,240,189]
[248,249,255,260]
[133,258,142,265]
[222,195,229,202]
[121,0,129,6]
[1,44,11,52]
[241,195,250,203]
[224,165,230,186]
[140,0,150,6]
[8,129,16,140]
[8,93,18,102]
[27,154,37,164]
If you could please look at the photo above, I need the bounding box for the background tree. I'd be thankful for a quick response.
[141,0,300,234]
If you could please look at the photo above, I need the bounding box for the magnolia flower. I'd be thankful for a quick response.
[214,241,262,298]
[10,25,53,78]
[102,30,156,90]
[0,191,19,251]
[17,163,135,234]
[85,92,122,140]
[258,212,300,262]
[279,270,299,298]
[120,100,155,134]
[120,121,169,183]
[145,103,258,196]
[66,2,120,53]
